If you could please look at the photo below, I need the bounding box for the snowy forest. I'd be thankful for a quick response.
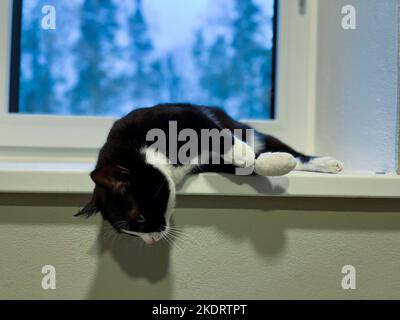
[18,0,275,119]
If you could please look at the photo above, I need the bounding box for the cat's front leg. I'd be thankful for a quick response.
[222,137,256,168]
[222,139,298,177]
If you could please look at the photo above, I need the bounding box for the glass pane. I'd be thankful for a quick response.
[14,0,276,119]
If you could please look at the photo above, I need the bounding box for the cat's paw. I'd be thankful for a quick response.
[255,152,297,177]
[228,138,256,168]
[312,157,344,174]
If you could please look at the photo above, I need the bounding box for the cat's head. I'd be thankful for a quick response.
[75,163,173,245]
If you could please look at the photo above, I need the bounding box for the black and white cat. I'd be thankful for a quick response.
[76,104,343,244]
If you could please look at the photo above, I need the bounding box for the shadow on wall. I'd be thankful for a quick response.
[176,196,400,258]
[177,174,291,196]
[86,221,172,300]
[1,193,400,299]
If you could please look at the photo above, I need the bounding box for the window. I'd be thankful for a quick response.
[0,0,316,153]
[10,0,277,120]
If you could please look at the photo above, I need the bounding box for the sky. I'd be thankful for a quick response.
[24,0,274,55]
[118,0,274,53]
[20,0,276,118]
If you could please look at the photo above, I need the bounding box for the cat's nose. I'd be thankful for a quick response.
[142,234,159,245]
[144,237,157,245]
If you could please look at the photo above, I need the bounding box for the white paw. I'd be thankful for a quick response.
[226,138,255,168]
[255,152,297,177]
[312,157,344,174]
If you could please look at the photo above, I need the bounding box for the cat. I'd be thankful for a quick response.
[75,103,343,244]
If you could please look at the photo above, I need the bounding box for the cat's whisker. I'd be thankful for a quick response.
[171,238,186,251]
[103,221,126,240]
[168,229,187,236]
[168,230,197,246]
[168,225,190,233]
[166,227,187,236]
[111,229,122,247]
[162,231,182,249]
[161,230,173,241]
[107,221,128,244]
[170,237,184,251]
[162,233,176,248]
[112,221,128,230]
[162,235,173,247]
[167,230,191,249]
[167,224,185,229]
[106,221,129,242]
[169,233,191,244]
[168,231,185,241]
[104,229,116,246]
[168,227,188,237]
[121,222,129,230]
[167,226,185,232]
[102,226,117,241]
[165,227,185,234]
[102,225,115,237]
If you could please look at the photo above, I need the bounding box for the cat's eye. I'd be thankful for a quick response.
[137,215,146,223]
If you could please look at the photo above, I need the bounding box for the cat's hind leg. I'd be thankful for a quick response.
[295,156,344,174]
[254,152,297,176]
[203,108,344,175]
[254,134,344,175]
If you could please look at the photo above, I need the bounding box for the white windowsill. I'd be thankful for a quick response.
[0,162,399,198]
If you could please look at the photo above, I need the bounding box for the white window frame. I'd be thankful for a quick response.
[0,0,319,162]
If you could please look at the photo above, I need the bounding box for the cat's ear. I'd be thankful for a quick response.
[90,165,131,191]
[74,200,98,217]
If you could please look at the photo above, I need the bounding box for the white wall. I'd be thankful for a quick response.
[1,194,400,300]
[315,0,398,173]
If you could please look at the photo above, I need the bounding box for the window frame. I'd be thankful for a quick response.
[0,0,319,160]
